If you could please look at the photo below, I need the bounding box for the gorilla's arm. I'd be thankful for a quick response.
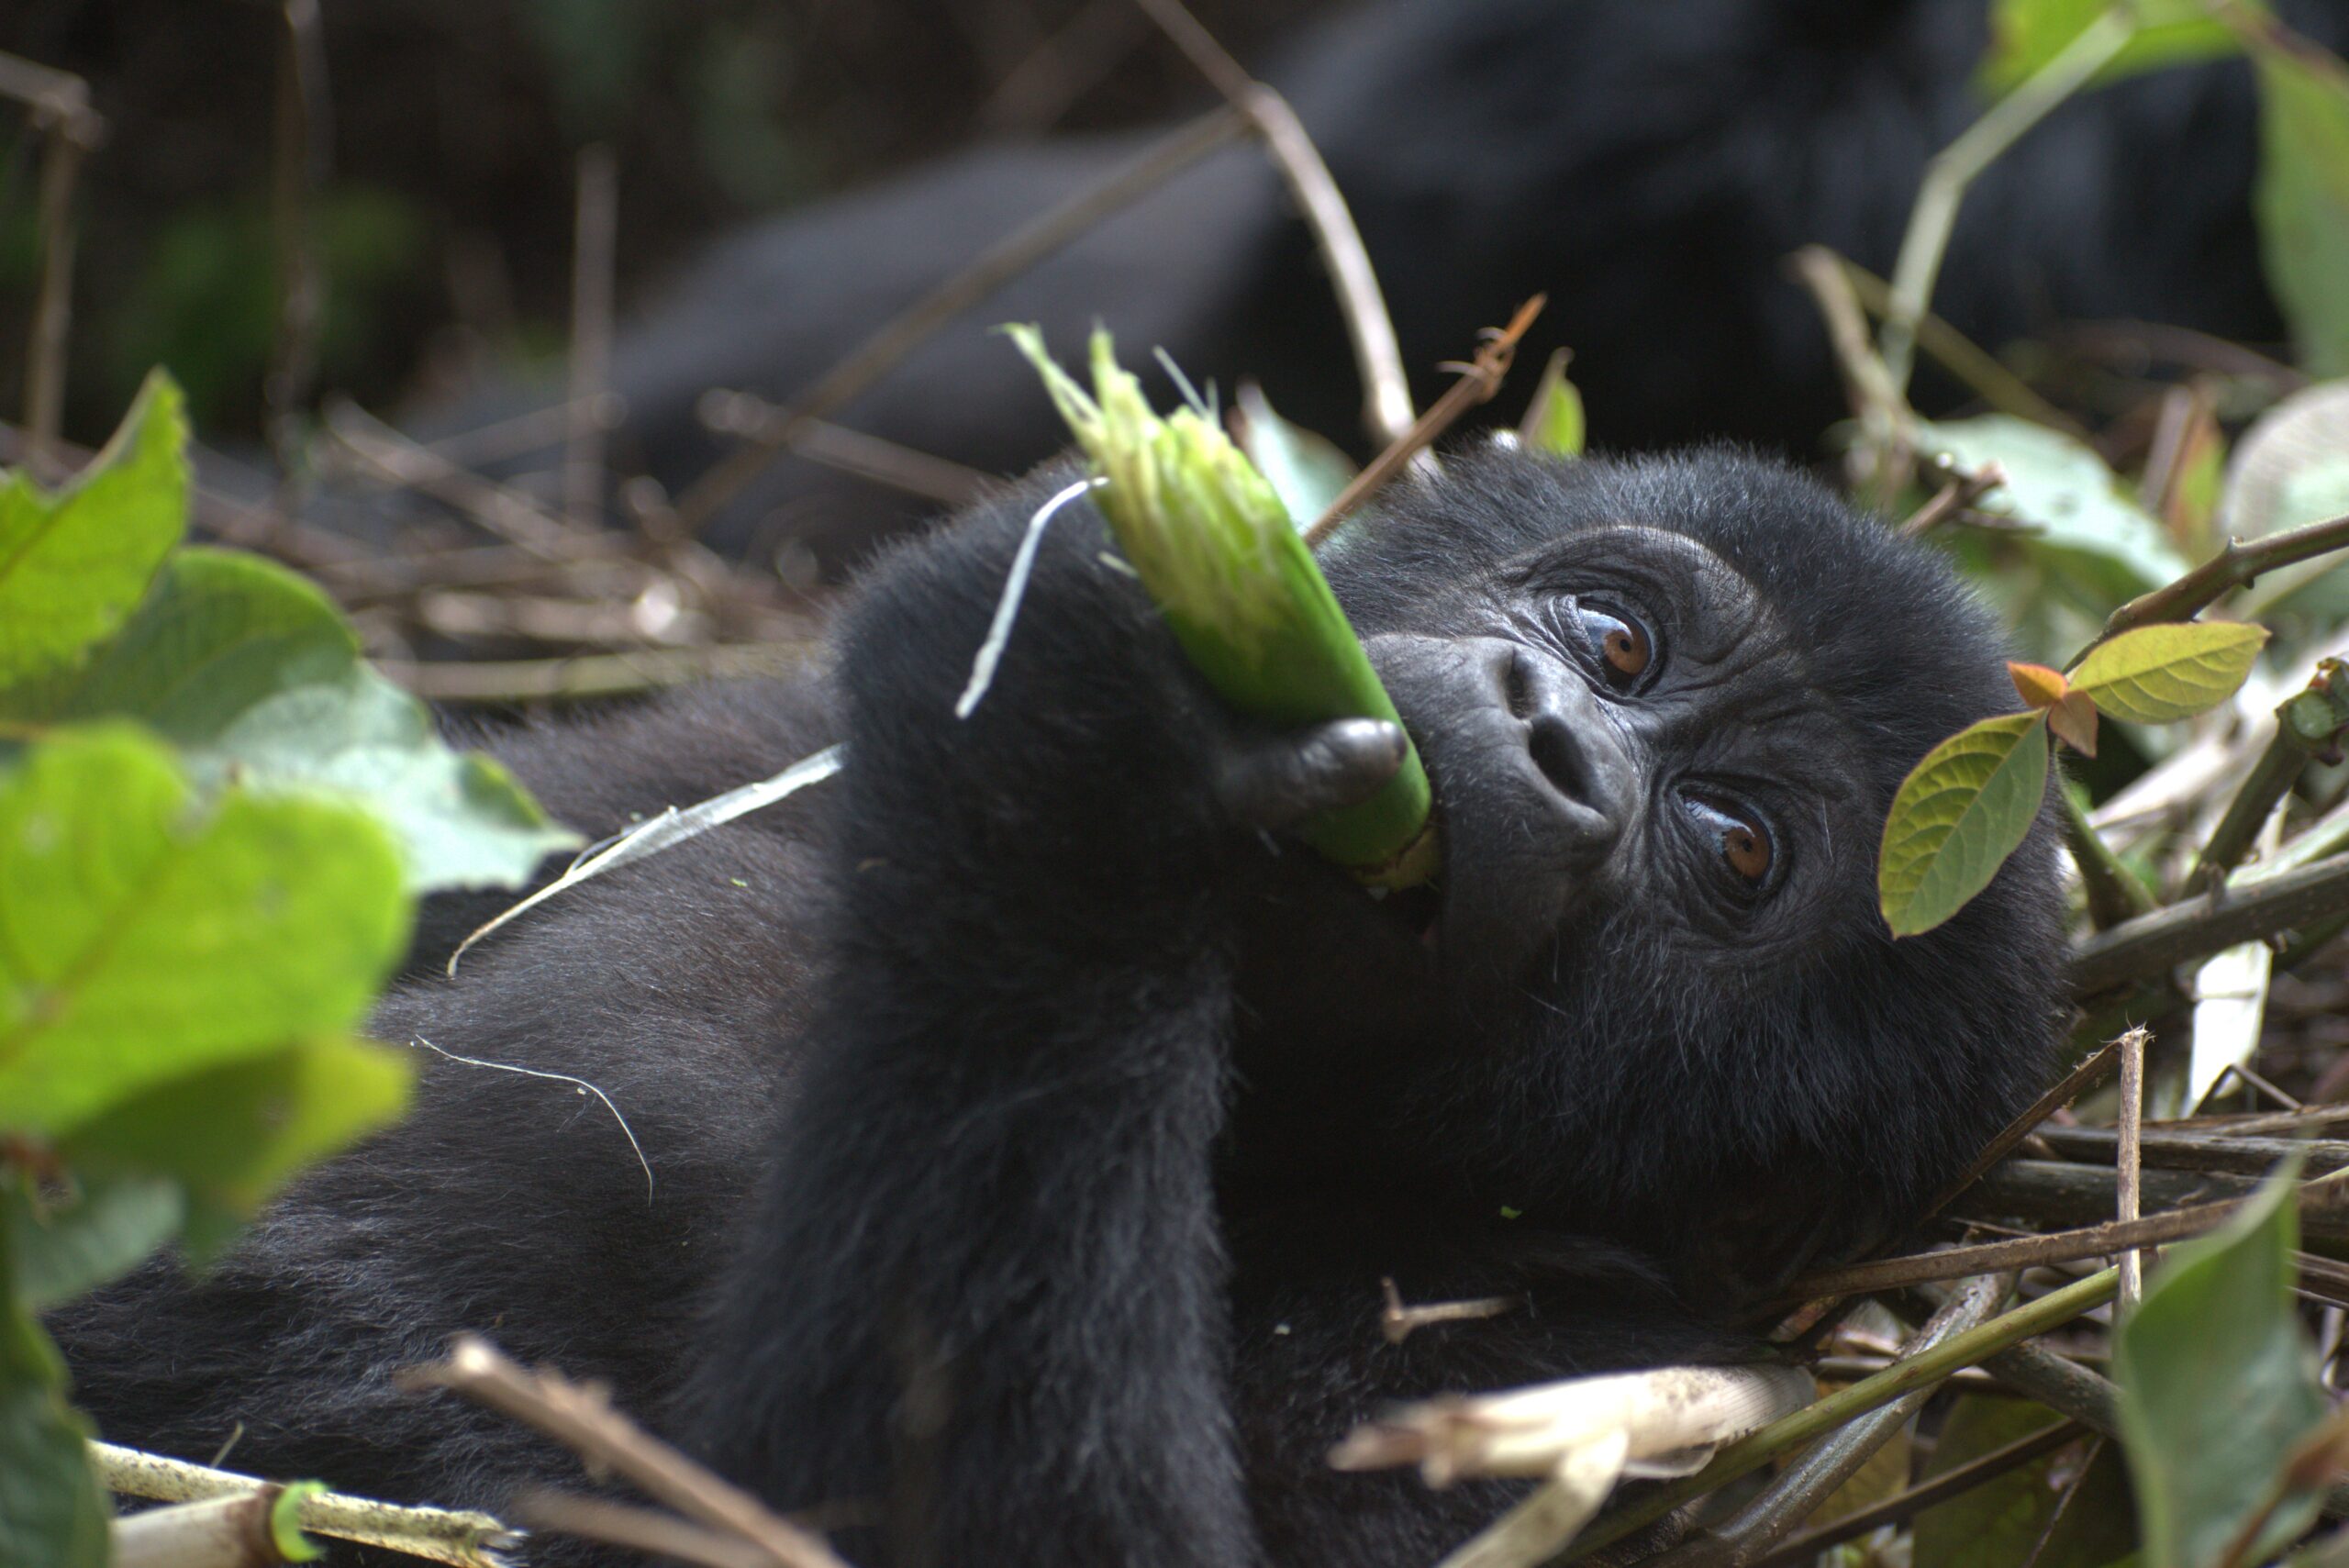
[682,475,1379,1566]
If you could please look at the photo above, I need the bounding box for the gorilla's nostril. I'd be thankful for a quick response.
[1504,650,1537,722]
[1526,717,1590,804]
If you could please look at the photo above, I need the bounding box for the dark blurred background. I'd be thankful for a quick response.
[0,0,1328,444]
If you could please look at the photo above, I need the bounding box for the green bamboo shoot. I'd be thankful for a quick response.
[1007,326,1435,885]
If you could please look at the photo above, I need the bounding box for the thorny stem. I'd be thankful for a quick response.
[2072,850,2349,995]
[1879,7,2133,395]
[2077,508,2349,663]
[2185,663,2349,897]
[2063,789,2155,929]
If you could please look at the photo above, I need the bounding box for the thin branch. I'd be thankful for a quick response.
[1301,295,1545,546]
[93,1441,513,1568]
[323,396,607,559]
[696,391,987,506]
[1130,0,1414,449]
[2117,1025,2148,1307]
[1837,257,2087,439]
[510,1493,780,1568]
[2036,1123,2349,1176]
[401,1335,851,1568]
[1898,457,2009,539]
[1788,1177,2349,1299]
[669,106,1251,539]
[566,143,618,530]
[1878,8,2132,395]
[1787,246,1910,504]
[1379,1276,1528,1345]
[1928,1038,2120,1216]
[2072,850,2349,996]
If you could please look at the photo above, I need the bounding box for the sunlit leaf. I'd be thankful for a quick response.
[2071,621,2269,723]
[1,550,578,893]
[2009,662,2069,708]
[2047,690,2100,757]
[2254,40,2349,379]
[0,369,187,685]
[1979,0,2238,96]
[1519,349,1586,459]
[1232,382,1359,528]
[2116,1161,2329,1568]
[0,726,407,1136]
[1879,711,2050,938]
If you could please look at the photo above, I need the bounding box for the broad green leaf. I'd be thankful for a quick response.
[1913,1397,2133,1568]
[61,1038,412,1264]
[2116,1161,2329,1568]
[1921,417,2189,608]
[0,1247,106,1568]
[2,550,578,893]
[1232,383,1358,528]
[2071,621,2269,723]
[1879,711,2050,938]
[0,726,407,1136]
[3,1171,181,1312]
[0,370,187,685]
[1519,350,1586,459]
[2255,42,2349,379]
[1979,0,2239,96]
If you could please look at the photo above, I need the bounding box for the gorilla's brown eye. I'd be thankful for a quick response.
[1578,606,1653,687]
[1687,796,1775,888]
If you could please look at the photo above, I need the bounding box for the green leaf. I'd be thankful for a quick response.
[2072,621,2270,723]
[61,1038,412,1264]
[1878,711,2051,938]
[3,1171,182,1312]
[0,1243,106,1568]
[2115,1161,2330,1568]
[1920,417,2190,606]
[1979,0,2239,97]
[2255,41,2349,380]
[1232,382,1358,527]
[1519,349,1586,459]
[0,725,408,1137]
[1912,1397,2133,1568]
[0,370,188,685]
[2,550,578,893]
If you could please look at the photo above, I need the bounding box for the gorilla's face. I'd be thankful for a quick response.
[1295,446,2068,1243]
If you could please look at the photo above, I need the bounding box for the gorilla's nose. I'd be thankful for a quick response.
[1489,640,1635,855]
[1364,632,1636,875]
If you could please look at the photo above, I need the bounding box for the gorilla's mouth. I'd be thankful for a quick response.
[1381,878,1445,951]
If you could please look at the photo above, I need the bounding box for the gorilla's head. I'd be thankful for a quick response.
[1286,445,2068,1295]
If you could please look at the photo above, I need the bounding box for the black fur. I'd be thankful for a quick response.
[58,446,2067,1566]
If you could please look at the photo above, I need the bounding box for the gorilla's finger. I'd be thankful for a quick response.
[1219,718,1408,830]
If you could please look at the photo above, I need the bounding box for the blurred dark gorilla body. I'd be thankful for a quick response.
[419,0,2349,569]
[57,444,2066,1565]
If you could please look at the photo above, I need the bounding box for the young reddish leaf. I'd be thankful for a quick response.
[2047,690,2100,758]
[1878,712,2051,938]
[2071,622,2269,724]
[2009,662,2070,710]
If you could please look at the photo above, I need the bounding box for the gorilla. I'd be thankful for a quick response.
[420,0,2349,570]
[57,444,2067,1566]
